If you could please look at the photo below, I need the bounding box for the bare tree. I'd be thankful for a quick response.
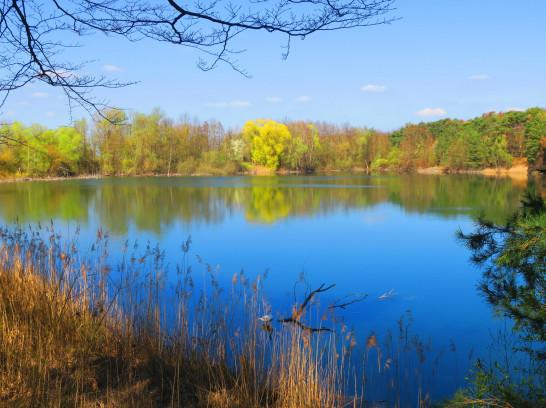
[0,0,397,117]
[279,282,367,332]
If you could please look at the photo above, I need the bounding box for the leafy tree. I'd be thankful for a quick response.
[244,119,292,171]
[370,146,401,170]
[285,121,323,171]
[56,127,83,174]
[483,134,512,168]
[0,123,27,174]
[284,135,307,171]
[92,109,128,175]
[443,134,468,170]
[301,124,323,170]
[229,138,246,162]
[364,130,391,169]
[464,128,488,168]
[0,135,17,175]
[427,118,461,165]
[399,124,436,170]
[126,109,167,174]
[356,128,374,169]
[498,110,527,158]
[73,118,100,174]
[25,125,56,176]
[388,127,405,146]
[525,109,546,165]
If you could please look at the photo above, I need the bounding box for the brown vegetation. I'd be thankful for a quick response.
[0,224,447,407]
[0,226,351,407]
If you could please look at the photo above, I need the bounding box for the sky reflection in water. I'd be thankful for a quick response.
[0,174,539,399]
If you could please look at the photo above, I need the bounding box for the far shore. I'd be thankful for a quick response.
[0,163,533,184]
[417,163,529,181]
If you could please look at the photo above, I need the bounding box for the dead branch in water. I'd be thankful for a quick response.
[279,282,366,332]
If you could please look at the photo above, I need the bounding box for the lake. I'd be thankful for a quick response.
[0,173,539,401]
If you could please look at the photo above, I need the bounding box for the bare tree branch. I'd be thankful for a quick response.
[279,282,337,332]
[328,292,367,310]
[1,0,398,118]
[295,282,335,319]
[282,318,333,333]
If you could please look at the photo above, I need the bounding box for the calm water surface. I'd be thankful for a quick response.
[0,174,540,399]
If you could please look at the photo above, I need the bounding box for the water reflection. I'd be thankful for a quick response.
[0,174,539,401]
[0,174,537,235]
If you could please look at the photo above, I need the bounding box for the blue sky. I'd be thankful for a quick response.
[2,0,545,131]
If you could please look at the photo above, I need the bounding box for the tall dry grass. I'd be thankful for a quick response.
[0,223,443,407]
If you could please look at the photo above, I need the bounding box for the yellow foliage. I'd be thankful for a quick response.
[242,119,291,170]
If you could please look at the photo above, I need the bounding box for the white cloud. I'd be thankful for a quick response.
[206,102,228,108]
[505,107,524,112]
[31,92,48,98]
[103,64,122,72]
[231,101,251,108]
[45,112,56,117]
[361,84,388,92]
[55,69,71,78]
[417,108,446,117]
[6,111,16,116]
[40,69,71,79]
[469,74,490,80]
[295,96,311,102]
[265,97,282,103]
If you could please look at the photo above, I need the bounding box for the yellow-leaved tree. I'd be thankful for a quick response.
[243,119,292,171]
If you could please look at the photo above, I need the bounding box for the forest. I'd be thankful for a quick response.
[1,107,545,178]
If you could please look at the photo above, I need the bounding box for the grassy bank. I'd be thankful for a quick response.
[0,224,445,407]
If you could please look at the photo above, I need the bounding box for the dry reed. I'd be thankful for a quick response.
[0,223,444,407]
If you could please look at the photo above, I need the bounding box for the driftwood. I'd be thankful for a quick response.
[378,288,397,299]
[278,282,367,333]
[328,292,368,310]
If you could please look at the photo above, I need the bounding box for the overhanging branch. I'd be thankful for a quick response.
[1,0,398,116]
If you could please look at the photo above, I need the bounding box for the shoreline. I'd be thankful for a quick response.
[0,173,105,184]
[417,164,528,175]
[0,164,531,184]
[417,163,529,181]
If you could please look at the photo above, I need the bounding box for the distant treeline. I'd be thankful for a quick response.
[1,107,545,177]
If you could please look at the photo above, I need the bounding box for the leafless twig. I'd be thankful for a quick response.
[0,0,398,118]
[328,293,367,310]
[279,282,337,332]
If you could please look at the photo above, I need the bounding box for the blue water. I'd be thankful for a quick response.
[0,174,536,401]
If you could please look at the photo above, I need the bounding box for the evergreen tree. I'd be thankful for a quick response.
[455,193,546,407]
[464,129,487,168]
[457,192,546,358]
[525,110,546,165]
